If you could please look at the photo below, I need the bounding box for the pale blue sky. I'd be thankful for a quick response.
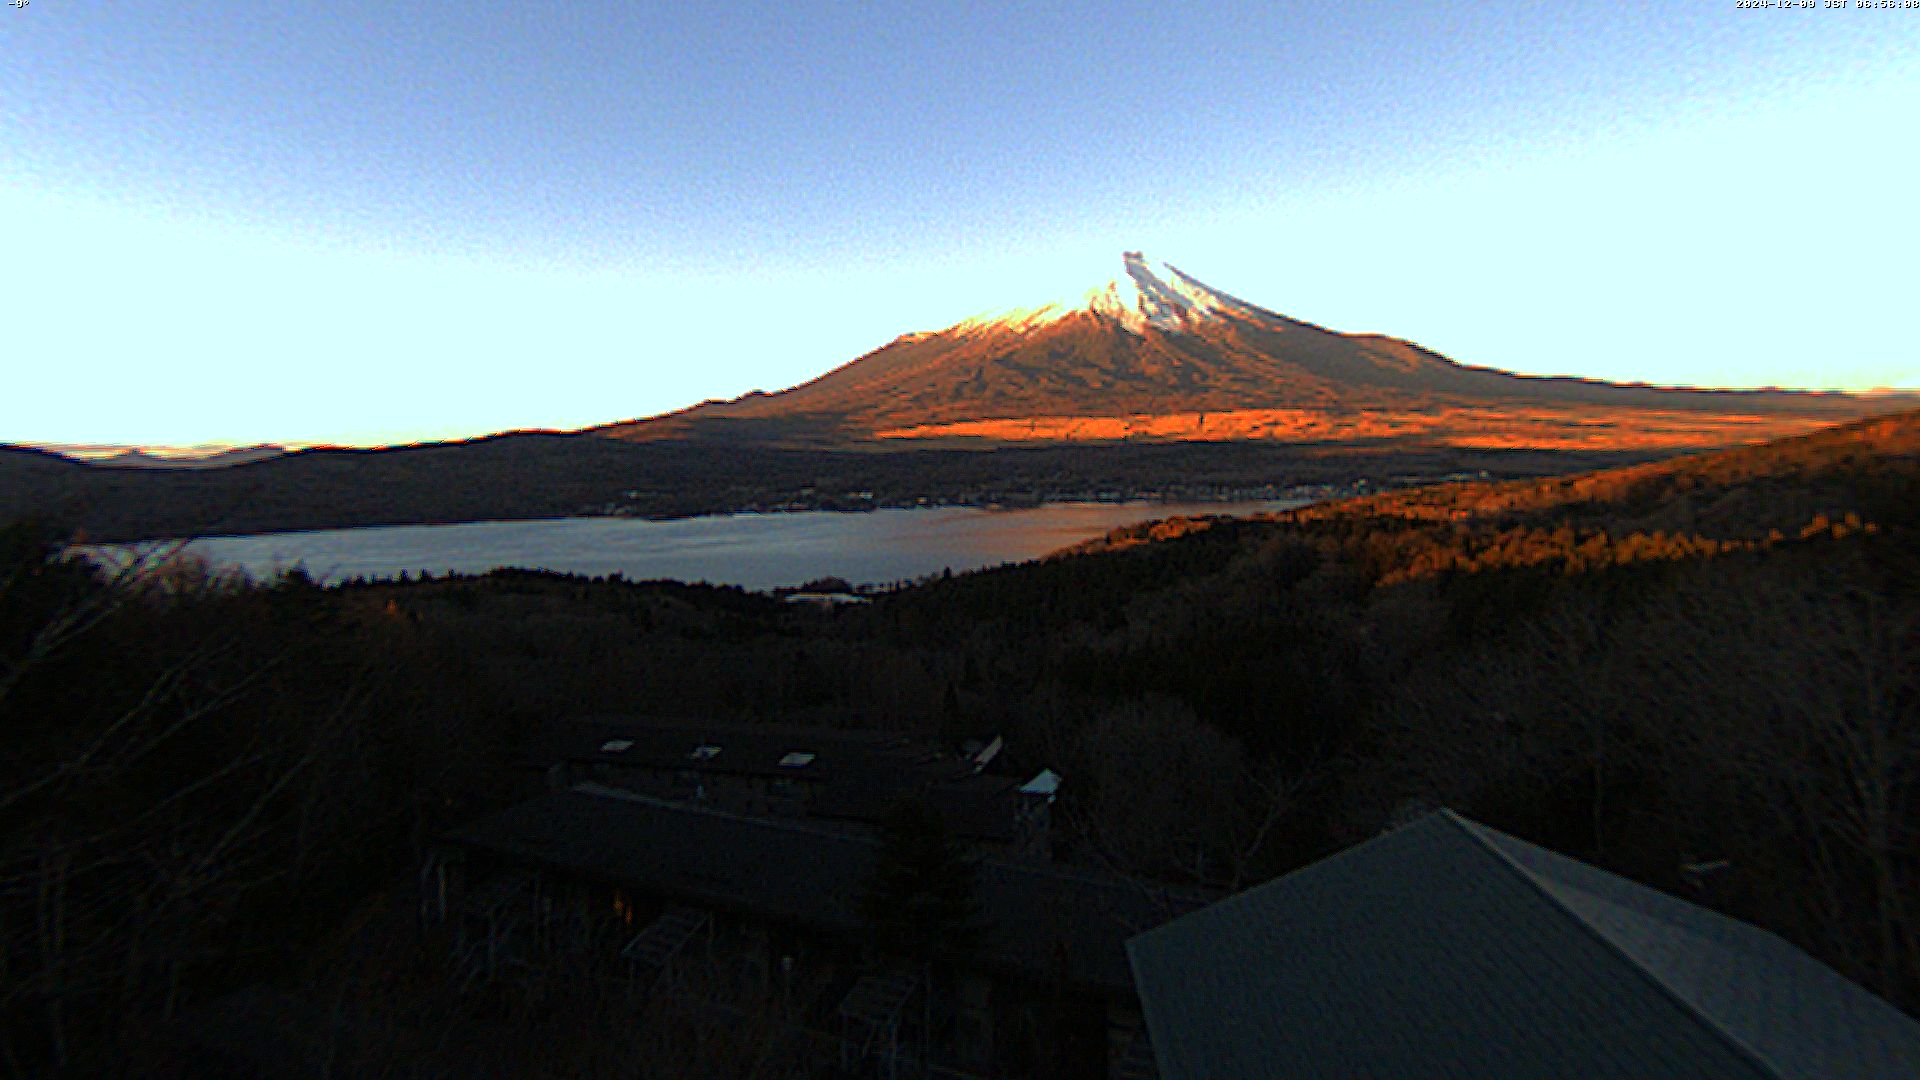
[5,3,1916,446]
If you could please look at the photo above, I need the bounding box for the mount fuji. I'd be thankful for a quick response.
[602,251,1885,451]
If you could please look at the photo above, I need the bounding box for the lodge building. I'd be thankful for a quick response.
[543,719,1058,858]
[424,719,1193,1078]
[427,719,1920,1079]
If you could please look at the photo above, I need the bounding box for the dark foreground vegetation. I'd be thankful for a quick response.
[2,409,1916,1076]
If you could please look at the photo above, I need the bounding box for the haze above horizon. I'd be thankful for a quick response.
[5,4,1916,448]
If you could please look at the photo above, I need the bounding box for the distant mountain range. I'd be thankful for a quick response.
[29,444,291,469]
[602,251,1890,450]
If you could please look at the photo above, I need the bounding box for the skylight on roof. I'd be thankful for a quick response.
[600,739,634,754]
[1019,769,1062,801]
[778,751,817,768]
[690,744,722,761]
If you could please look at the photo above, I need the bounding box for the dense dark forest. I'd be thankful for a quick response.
[2,409,1916,1076]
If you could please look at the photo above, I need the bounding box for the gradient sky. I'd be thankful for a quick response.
[5,3,1917,447]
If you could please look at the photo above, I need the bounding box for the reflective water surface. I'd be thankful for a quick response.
[175,501,1305,591]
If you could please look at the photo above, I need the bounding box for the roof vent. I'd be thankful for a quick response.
[778,751,817,768]
[690,744,722,762]
[599,739,634,754]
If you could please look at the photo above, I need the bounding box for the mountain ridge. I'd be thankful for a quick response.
[598,251,1895,449]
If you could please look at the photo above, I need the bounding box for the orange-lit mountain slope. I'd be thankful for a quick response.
[602,252,1901,450]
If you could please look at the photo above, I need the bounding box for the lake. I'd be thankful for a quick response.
[169,501,1304,591]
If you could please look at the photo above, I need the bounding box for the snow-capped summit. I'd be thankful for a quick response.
[959,251,1259,336]
[1109,250,1243,329]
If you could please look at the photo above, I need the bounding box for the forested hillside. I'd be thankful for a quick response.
[3,408,1914,1074]
[0,436,1654,543]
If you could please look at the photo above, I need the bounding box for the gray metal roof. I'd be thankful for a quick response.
[1125,810,1920,1080]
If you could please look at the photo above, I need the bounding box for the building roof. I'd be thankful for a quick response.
[447,787,1210,995]
[557,717,952,783]
[549,717,1023,841]
[1126,810,1920,1080]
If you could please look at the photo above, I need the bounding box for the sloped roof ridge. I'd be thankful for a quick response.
[1438,809,1784,1080]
